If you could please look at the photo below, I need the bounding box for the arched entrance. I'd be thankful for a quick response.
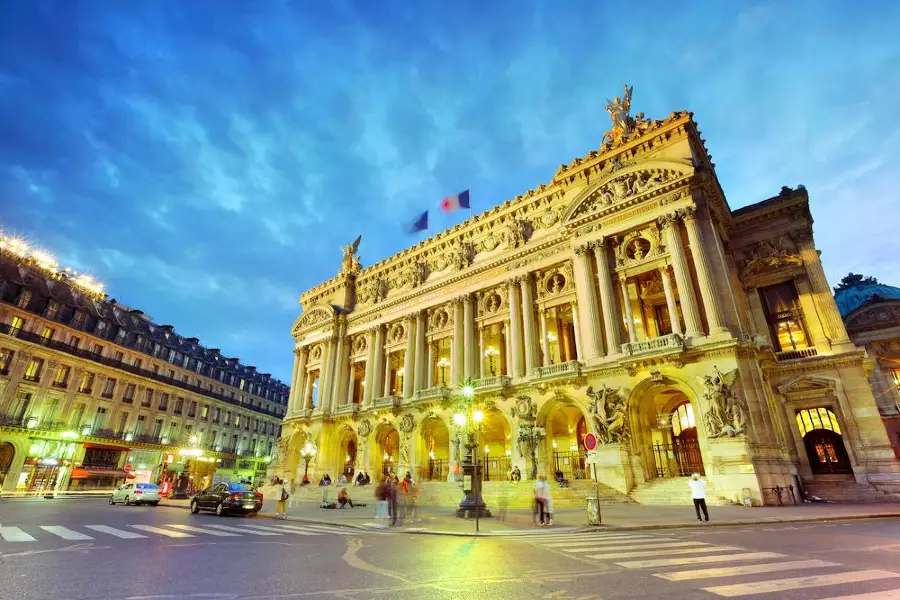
[539,399,590,482]
[418,417,450,481]
[375,423,399,479]
[336,428,358,480]
[0,442,15,487]
[630,381,706,481]
[480,408,511,482]
[797,408,853,475]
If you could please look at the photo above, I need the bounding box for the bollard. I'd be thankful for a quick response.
[586,496,601,526]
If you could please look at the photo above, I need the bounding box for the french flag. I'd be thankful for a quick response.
[440,189,470,213]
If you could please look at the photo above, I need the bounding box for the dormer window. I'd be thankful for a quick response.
[17,289,32,309]
[45,300,60,320]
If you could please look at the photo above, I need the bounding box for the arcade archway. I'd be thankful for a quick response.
[418,417,450,481]
[336,427,358,480]
[797,408,853,475]
[0,442,14,488]
[375,423,400,479]
[538,399,590,481]
[480,408,511,482]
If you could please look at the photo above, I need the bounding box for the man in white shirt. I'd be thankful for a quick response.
[689,473,709,522]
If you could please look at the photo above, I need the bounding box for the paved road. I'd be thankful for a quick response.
[3,499,900,599]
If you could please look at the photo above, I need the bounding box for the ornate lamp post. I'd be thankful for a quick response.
[454,381,491,522]
[437,357,450,386]
[300,442,317,484]
[483,346,499,376]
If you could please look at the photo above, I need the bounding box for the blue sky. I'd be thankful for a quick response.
[1,0,898,382]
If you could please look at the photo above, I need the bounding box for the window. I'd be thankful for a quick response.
[53,365,70,387]
[17,289,32,309]
[158,393,169,411]
[45,300,60,319]
[23,357,44,382]
[92,407,108,431]
[10,316,25,335]
[796,407,842,437]
[115,329,127,344]
[133,415,146,436]
[68,335,80,349]
[78,371,94,393]
[114,351,124,362]
[9,391,31,420]
[115,412,129,434]
[142,389,153,407]
[41,398,59,425]
[201,404,209,420]
[123,383,136,403]
[102,377,116,398]
[71,310,86,329]
[173,397,184,415]
[188,401,197,418]
[166,422,177,441]
[133,358,142,369]
[892,368,900,393]
[91,343,104,356]
[671,402,696,436]
[151,418,163,438]
[167,348,176,363]
[0,349,13,374]
[70,403,86,428]
[234,414,241,427]
[212,407,221,423]
[759,281,811,352]
[167,369,174,380]
[95,320,108,337]
[40,326,54,343]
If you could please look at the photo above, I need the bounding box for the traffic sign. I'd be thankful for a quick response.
[584,433,598,451]
[124,464,133,473]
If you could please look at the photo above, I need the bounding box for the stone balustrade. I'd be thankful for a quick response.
[334,403,360,415]
[414,386,451,402]
[621,333,684,357]
[532,360,582,380]
[473,375,512,391]
[373,395,400,409]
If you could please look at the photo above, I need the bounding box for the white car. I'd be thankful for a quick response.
[109,482,161,506]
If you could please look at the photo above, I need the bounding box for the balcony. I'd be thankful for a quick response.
[532,360,582,381]
[51,381,68,389]
[414,386,451,402]
[23,374,41,383]
[473,375,512,393]
[373,395,400,410]
[621,333,684,358]
[334,403,360,416]
[776,347,819,362]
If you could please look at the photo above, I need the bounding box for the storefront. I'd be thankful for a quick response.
[15,439,78,493]
[68,443,129,491]
[126,449,163,484]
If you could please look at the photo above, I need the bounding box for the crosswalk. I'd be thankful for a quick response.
[0,521,371,544]
[527,530,900,599]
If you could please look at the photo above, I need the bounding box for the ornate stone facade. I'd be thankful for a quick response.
[276,90,900,505]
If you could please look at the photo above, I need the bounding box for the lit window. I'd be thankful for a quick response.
[759,281,811,352]
[17,289,32,308]
[796,407,841,437]
[53,365,70,386]
[0,349,14,373]
[671,402,695,436]
[23,358,44,381]
[40,326,54,342]
[10,316,25,334]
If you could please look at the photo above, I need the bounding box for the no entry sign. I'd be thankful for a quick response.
[583,433,598,451]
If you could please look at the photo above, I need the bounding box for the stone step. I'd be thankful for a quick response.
[800,479,900,504]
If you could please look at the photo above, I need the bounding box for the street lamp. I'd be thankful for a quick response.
[483,346,499,376]
[437,357,450,386]
[454,381,491,522]
[300,442,317,484]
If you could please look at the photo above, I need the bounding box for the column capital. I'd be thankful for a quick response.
[573,241,595,256]
[657,211,680,229]
[506,275,525,287]
[675,205,698,222]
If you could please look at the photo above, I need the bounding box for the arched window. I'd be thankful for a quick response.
[796,408,841,437]
[671,402,695,436]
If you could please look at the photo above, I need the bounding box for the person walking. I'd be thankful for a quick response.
[689,472,709,522]
[275,478,289,519]
[374,478,389,528]
[533,474,549,526]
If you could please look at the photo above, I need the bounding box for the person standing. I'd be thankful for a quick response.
[375,478,389,528]
[533,474,548,526]
[275,478,289,519]
[689,472,709,522]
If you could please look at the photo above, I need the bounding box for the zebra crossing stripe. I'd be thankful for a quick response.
[816,589,900,599]
[702,569,900,597]
[283,524,347,536]
[565,541,709,554]
[85,525,147,539]
[200,524,282,536]
[617,551,784,569]
[542,537,668,548]
[130,525,194,538]
[655,559,837,581]
[225,524,297,534]
[0,526,37,542]
[587,545,739,561]
[252,524,321,536]
[164,524,242,537]
[39,526,93,540]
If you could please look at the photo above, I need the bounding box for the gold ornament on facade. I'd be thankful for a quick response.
[357,419,372,438]
[700,367,747,439]
[482,290,504,314]
[352,335,367,356]
[737,238,804,280]
[616,227,664,268]
[340,235,362,273]
[586,385,629,444]
[399,412,416,434]
[505,218,530,249]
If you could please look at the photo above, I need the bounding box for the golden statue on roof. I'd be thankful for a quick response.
[603,84,651,146]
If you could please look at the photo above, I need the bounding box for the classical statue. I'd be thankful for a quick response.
[699,367,747,438]
[605,85,634,132]
[341,235,362,273]
[586,385,630,444]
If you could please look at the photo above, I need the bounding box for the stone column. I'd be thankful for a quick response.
[503,320,513,376]
[334,330,350,410]
[593,239,622,356]
[571,301,583,360]
[506,280,524,377]
[403,317,416,399]
[573,243,604,359]
[681,206,728,335]
[287,348,303,414]
[452,298,464,385]
[539,307,551,366]
[382,351,392,397]
[659,213,703,337]
[793,277,830,348]
[795,234,854,350]
[371,326,385,403]
[660,267,683,336]
[318,337,335,412]
[478,325,485,378]
[463,294,475,379]
[414,311,426,392]
[426,341,435,388]
[346,367,356,405]
[620,278,637,343]
[363,328,376,405]
[521,275,538,375]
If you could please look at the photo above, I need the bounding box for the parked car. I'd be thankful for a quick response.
[109,483,161,506]
[190,482,263,516]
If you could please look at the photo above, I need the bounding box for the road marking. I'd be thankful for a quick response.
[565,541,709,554]
[617,551,784,569]
[0,527,37,542]
[84,525,147,539]
[541,534,660,546]
[277,524,342,536]
[817,589,900,599]
[226,523,300,534]
[164,524,242,537]
[130,525,194,538]
[544,537,674,549]
[587,545,738,560]
[655,559,838,581]
[703,570,900,597]
[200,524,282,536]
[39,526,94,540]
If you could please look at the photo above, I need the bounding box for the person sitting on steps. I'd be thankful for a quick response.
[338,487,354,508]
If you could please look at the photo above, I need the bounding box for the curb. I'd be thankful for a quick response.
[158,502,900,537]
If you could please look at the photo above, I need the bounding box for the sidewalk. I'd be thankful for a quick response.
[160,497,900,536]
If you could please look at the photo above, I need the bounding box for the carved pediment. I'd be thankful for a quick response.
[777,375,837,396]
[561,160,693,226]
[737,237,804,281]
[845,302,900,333]
[292,305,334,335]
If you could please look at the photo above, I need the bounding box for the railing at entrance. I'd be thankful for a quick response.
[482,456,511,482]
[653,440,704,478]
[621,333,684,357]
[553,450,588,480]
[421,459,448,481]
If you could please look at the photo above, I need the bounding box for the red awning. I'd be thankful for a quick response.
[71,467,127,479]
[83,443,131,452]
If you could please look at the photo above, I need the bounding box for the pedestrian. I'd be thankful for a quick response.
[689,472,709,522]
[338,487,354,508]
[496,481,509,522]
[275,478,289,519]
[544,478,554,526]
[533,474,548,526]
[389,475,400,526]
[375,478,389,528]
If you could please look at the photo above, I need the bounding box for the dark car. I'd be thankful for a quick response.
[190,482,263,516]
